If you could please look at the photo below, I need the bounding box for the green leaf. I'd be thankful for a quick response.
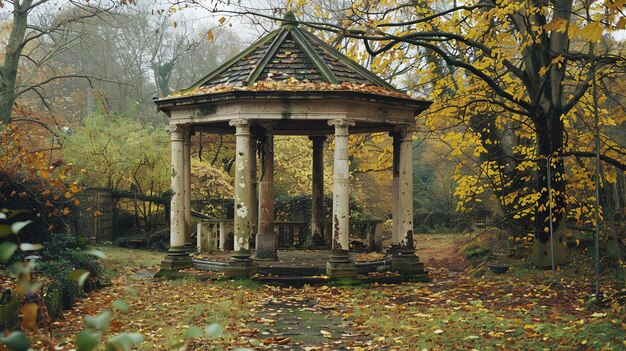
[0,224,11,238]
[0,331,30,351]
[0,242,17,263]
[111,300,129,313]
[76,329,101,351]
[105,333,143,351]
[183,326,203,339]
[85,310,112,331]
[249,338,264,347]
[123,286,138,296]
[205,323,224,338]
[87,249,106,259]
[126,333,143,345]
[68,269,90,287]
[11,220,31,234]
[19,243,42,251]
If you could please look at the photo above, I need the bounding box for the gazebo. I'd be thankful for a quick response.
[154,14,431,279]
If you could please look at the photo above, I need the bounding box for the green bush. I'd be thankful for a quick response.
[37,232,106,307]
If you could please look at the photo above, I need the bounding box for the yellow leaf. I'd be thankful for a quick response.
[551,55,565,65]
[579,22,603,42]
[616,17,626,30]
[539,66,550,77]
[544,17,568,32]
[219,17,226,24]
[207,30,214,41]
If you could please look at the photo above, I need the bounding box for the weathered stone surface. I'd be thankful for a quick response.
[392,250,428,279]
[310,136,326,247]
[255,126,277,260]
[162,124,191,269]
[224,256,258,278]
[161,246,192,270]
[326,250,357,278]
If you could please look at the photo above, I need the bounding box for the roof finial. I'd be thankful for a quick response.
[282,11,297,27]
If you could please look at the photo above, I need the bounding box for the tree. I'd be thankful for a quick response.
[188,0,626,265]
[0,0,138,123]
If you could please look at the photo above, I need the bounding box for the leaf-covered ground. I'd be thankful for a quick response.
[43,243,625,351]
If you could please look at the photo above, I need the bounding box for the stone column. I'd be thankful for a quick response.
[391,127,427,280]
[197,222,209,252]
[326,120,357,278]
[183,129,194,251]
[256,125,277,260]
[390,132,401,252]
[398,129,414,248]
[309,136,326,247]
[219,221,227,251]
[230,119,253,252]
[249,131,259,250]
[161,124,192,270]
[225,119,257,277]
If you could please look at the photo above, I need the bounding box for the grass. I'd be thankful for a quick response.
[99,246,163,277]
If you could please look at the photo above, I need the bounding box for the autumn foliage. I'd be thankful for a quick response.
[0,124,80,241]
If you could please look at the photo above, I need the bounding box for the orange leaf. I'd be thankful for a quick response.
[544,17,568,32]
[20,303,38,331]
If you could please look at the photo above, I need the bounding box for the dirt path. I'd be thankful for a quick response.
[246,292,386,350]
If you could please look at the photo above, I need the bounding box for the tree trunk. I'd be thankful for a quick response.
[0,1,32,123]
[531,112,569,267]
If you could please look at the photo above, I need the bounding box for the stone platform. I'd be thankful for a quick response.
[192,249,429,284]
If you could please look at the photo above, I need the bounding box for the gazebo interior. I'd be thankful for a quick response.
[154,14,431,281]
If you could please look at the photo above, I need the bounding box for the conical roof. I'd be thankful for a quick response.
[184,13,397,93]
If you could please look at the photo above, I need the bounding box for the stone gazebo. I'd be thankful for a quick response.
[154,15,431,279]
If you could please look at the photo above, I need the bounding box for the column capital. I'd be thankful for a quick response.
[230,119,250,136]
[166,124,188,134]
[327,119,355,128]
[229,119,249,128]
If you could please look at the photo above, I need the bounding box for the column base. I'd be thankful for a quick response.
[386,244,400,256]
[224,251,258,278]
[326,250,357,278]
[184,243,196,253]
[255,234,278,261]
[161,247,193,270]
[392,248,429,280]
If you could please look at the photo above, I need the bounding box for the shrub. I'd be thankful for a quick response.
[37,232,106,307]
